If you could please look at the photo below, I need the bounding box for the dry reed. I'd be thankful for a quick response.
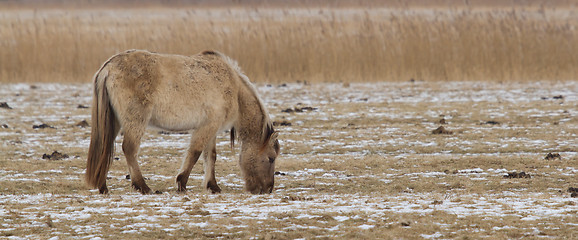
[0,5,577,83]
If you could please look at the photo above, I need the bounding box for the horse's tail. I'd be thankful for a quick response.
[86,64,118,191]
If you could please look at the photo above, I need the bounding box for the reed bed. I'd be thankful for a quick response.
[1,6,577,83]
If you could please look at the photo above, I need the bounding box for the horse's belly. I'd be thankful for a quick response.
[148,108,206,131]
[148,103,235,133]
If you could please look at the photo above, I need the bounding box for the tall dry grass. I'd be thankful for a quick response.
[0,6,577,83]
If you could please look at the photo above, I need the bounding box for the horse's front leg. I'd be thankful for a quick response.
[203,137,221,193]
[176,149,202,192]
[176,125,218,192]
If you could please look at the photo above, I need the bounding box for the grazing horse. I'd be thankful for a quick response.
[85,50,280,194]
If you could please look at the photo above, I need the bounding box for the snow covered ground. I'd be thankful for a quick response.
[0,81,576,239]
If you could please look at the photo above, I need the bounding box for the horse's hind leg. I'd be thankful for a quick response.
[203,137,221,193]
[122,123,151,194]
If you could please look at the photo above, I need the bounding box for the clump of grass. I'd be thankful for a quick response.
[0,5,577,83]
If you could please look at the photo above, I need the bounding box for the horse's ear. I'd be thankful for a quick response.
[269,132,279,143]
[270,132,280,154]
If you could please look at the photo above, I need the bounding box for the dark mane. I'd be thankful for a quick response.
[230,122,275,150]
[216,50,275,149]
[201,50,218,56]
[263,123,275,144]
[230,127,236,149]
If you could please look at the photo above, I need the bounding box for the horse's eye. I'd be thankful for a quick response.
[268,157,275,163]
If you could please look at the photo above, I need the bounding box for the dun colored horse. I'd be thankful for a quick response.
[86,50,280,194]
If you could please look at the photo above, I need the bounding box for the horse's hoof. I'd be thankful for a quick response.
[99,186,109,194]
[206,182,221,194]
[177,186,187,193]
[176,174,189,193]
[133,183,152,194]
[208,188,221,194]
[177,180,187,193]
[140,189,152,195]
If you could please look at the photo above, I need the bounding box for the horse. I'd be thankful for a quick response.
[85,49,280,194]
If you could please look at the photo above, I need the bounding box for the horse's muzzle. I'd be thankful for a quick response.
[249,183,274,194]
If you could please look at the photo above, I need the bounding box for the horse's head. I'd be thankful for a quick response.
[240,131,280,194]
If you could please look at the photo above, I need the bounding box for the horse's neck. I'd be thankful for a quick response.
[236,86,265,142]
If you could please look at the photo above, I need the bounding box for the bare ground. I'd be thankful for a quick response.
[0,81,577,239]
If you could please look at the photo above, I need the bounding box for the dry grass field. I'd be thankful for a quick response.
[1,1,577,239]
[1,1,578,83]
[0,80,576,239]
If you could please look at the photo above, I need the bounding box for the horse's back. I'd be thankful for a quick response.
[103,50,239,132]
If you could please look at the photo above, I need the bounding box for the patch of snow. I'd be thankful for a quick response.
[333,216,349,222]
[421,232,443,239]
[189,222,209,228]
[358,224,374,230]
